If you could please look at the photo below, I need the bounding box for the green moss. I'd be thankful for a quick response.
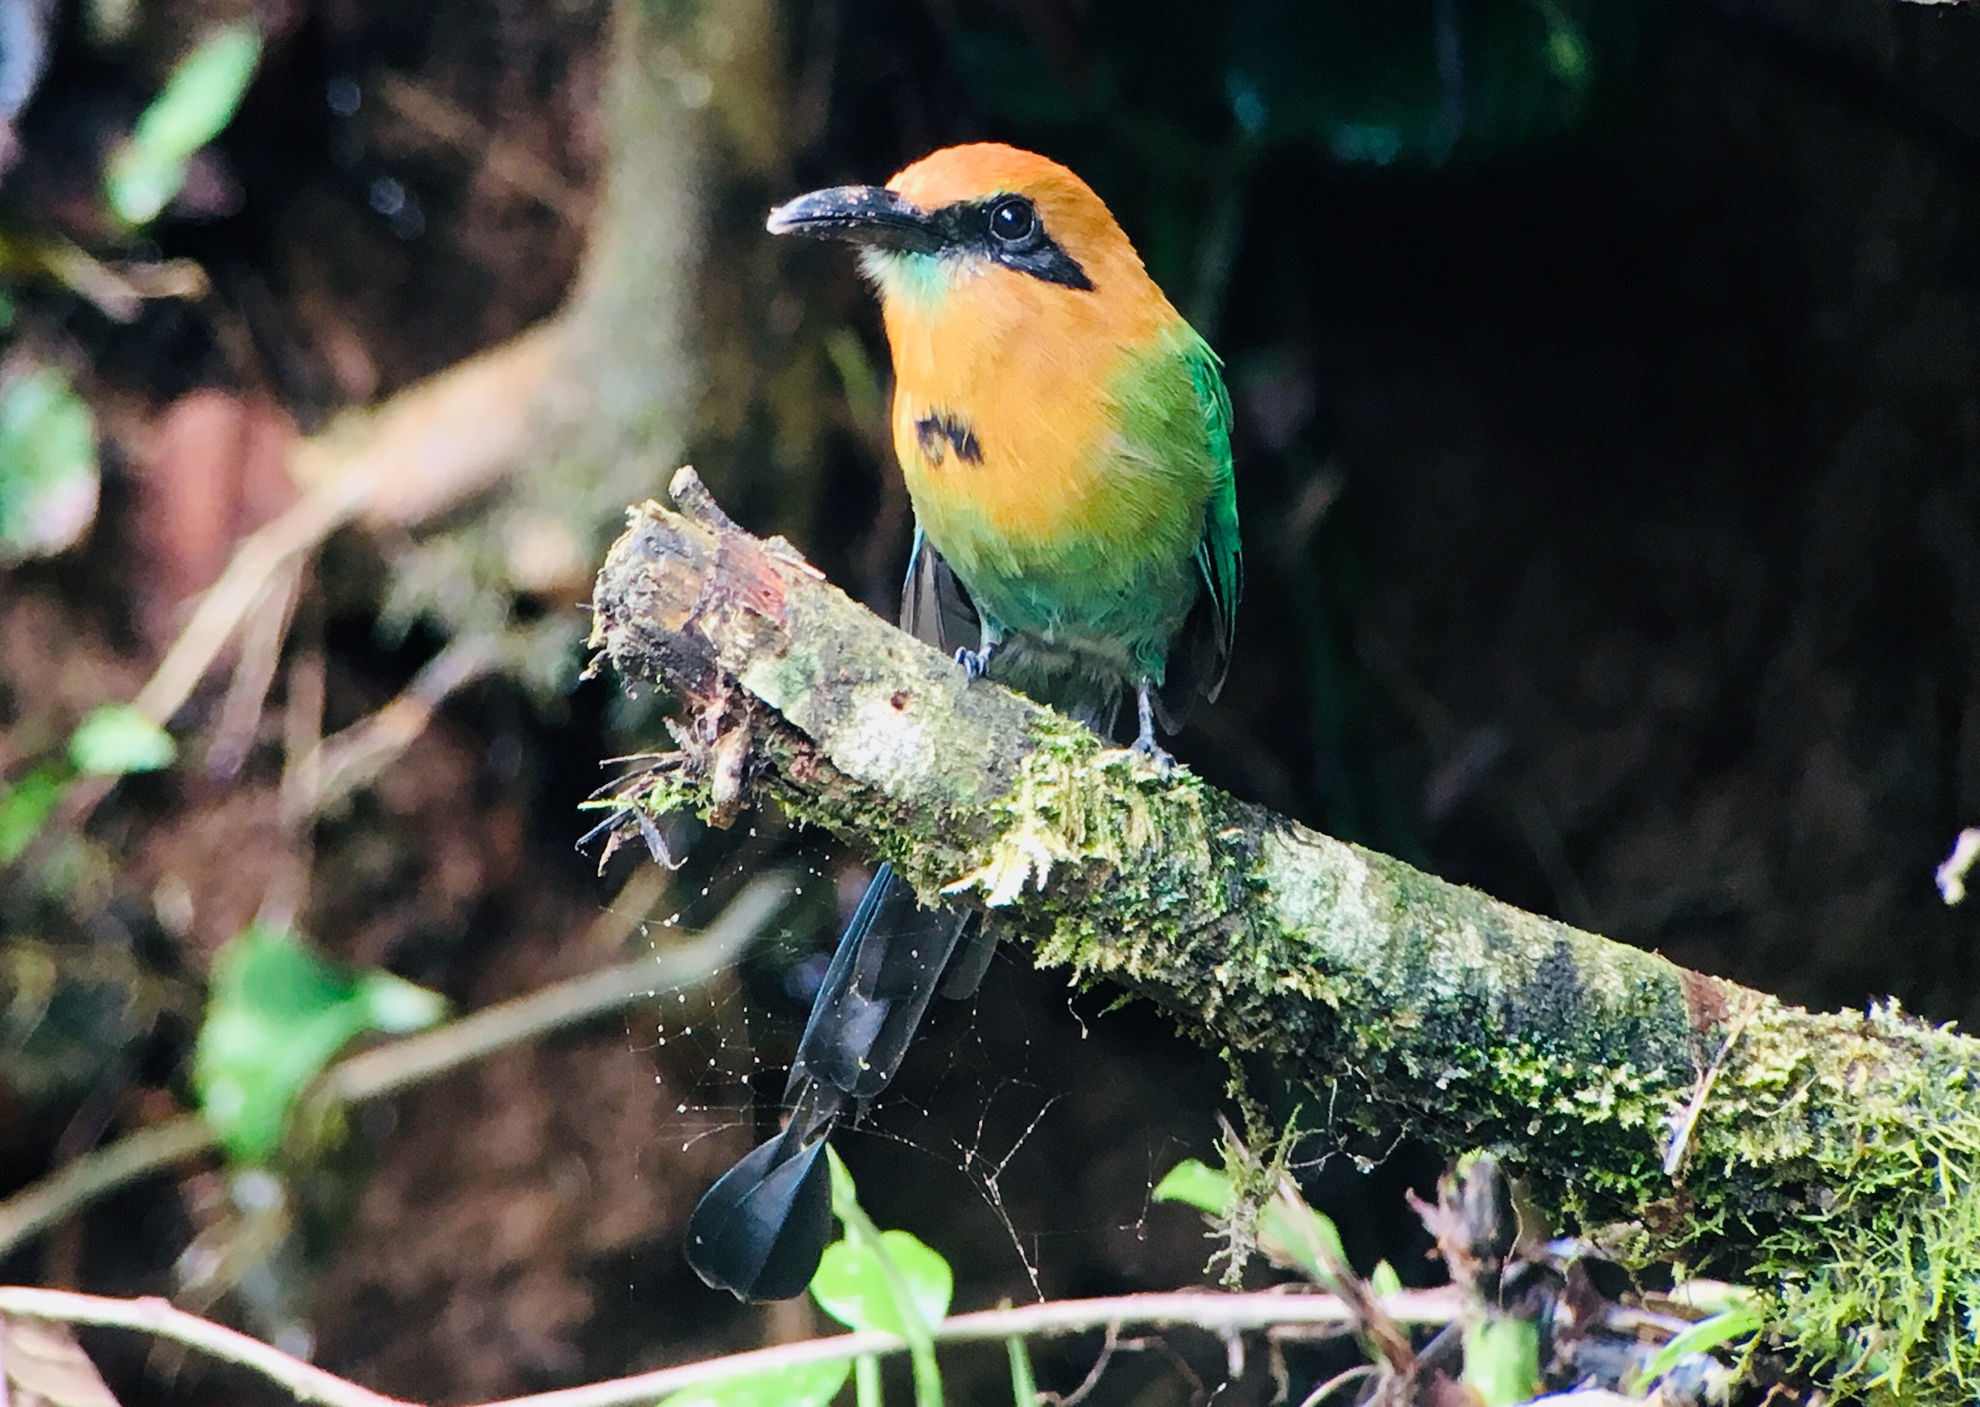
[1668,1003,1980,1401]
[585,752,717,824]
[596,635,1980,1400]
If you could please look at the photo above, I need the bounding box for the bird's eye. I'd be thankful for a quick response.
[988,196,1037,246]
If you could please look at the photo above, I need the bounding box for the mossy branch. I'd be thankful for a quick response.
[589,469,1980,1404]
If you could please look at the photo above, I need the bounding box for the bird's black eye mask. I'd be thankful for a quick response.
[927,194,1095,292]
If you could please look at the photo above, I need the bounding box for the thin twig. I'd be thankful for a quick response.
[134,473,374,730]
[481,1290,1459,1407]
[207,557,305,780]
[372,74,583,216]
[0,1285,1454,1407]
[1044,1320,1121,1407]
[1663,993,1767,1178]
[0,873,792,1255]
[321,869,790,1104]
[1296,1362,1377,1407]
[294,634,506,818]
[0,1288,414,1407]
[0,1118,215,1262]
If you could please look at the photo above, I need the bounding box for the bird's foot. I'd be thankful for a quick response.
[954,644,994,680]
[1129,732,1176,778]
[1129,677,1175,776]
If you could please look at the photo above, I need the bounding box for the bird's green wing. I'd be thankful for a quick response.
[1184,335,1242,699]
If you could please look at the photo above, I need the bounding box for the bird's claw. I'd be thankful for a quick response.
[954,646,991,680]
[1130,733,1176,778]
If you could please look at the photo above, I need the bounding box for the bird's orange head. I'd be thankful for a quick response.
[764,144,1199,554]
[765,143,1157,315]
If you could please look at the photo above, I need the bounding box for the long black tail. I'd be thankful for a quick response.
[685,865,987,1299]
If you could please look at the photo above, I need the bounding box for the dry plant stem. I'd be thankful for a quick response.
[135,473,374,729]
[1296,1363,1378,1407]
[208,556,304,779]
[0,1118,214,1264]
[51,322,569,839]
[0,1287,1455,1407]
[0,873,791,1256]
[320,868,789,1103]
[484,1290,1458,1407]
[587,473,1980,1399]
[279,640,329,827]
[30,472,373,848]
[372,75,582,215]
[295,635,506,818]
[0,1289,414,1407]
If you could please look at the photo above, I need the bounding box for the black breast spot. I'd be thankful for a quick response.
[915,413,983,468]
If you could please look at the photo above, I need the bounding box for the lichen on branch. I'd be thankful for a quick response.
[589,469,1980,1403]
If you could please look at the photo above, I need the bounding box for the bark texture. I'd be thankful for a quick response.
[590,471,1980,1404]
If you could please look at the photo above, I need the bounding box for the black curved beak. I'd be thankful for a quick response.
[765,185,944,254]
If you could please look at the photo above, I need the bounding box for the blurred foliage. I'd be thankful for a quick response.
[66,704,174,777]
[0,704,171,864]
[0,365,97,564]
[192,923,445,1164]
[1223,0,1619,166]
[660,1361,851,1407]
[0,936,188,1105]
[925,0,1658,305]
[1631,1302,1763,1395]
[103,21,260,227]
[0,766,63,865]
[946,0,1643,169]
[1467,1315,1543,1405]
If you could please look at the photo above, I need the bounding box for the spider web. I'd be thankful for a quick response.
[593,817,1255,1307]
[587,815,1436,1407]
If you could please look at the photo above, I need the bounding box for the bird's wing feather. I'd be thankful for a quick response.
[900,526,979,653]
[1185,336,1242,701]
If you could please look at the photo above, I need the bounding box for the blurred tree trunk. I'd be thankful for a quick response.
[304,0,813,677]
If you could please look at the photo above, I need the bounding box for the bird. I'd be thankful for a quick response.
[685,143,1240,1300]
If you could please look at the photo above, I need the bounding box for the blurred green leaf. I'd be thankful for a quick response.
[0,367,99,562]
[812,1229,954,1336]
[1465,1315,1541,1406]
[193,922,446,1162]
[104,22,261,225]
[1154,1156,1348,1287]
[68,704,174,777]
[1151,1157,1228,1214]
[1006,1334,1038,1407]
[656,1360,852,1407]
[1369,1259,1404,1298]
[820,1148,946,1407]
[0,765,66,864]
[1666,1280,1755,1317]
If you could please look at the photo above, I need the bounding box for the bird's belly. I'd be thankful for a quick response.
[893,378,1212,690]
[928,508,1202,688]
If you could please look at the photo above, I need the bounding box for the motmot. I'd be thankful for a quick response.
[686,143,1240,1299]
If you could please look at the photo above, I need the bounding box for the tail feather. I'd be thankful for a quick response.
[684,1084,839,1300]
[687,865,981,1300]
[790,864,974,1100]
